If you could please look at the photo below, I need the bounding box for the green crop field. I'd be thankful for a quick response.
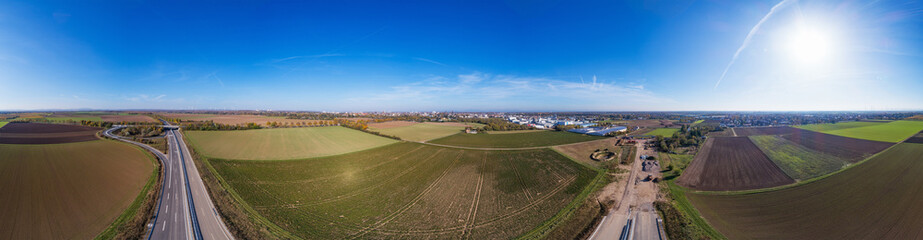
[370,123,467,142]
[822,120,923,143]
[794,121,884,132]
[691,120,705,126]
[0,121,7,128]
[0,140,153,239]
[186,126,398,160]
[208,142,598,239]
[646,128,679,137]
[749,135,847,180]
[687,143,923,239]
[428,131,603,148]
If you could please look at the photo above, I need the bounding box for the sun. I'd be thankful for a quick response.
[785,26,832,65]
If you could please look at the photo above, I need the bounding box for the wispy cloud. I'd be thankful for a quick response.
[348,72,673,110]
[715,0,794,89]
[412,57,448,66]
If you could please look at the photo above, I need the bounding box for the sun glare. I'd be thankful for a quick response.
[785,26,832,65]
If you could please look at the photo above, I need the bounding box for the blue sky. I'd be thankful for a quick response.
[1,0,922,111]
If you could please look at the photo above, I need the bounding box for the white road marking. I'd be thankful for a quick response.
[162,222,166,231]
[166,205,169,213]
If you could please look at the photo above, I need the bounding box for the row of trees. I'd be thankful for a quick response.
[653,124,724,153]
[115,125,164,138]
[180,122,262,131]
[456,118,535,131]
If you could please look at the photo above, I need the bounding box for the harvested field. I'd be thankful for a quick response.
[749,135,847,180]
[687,143,923,240]
[646,128,679,137]
[676,137,794,191]
[100,114,157,123]
[552,137,622,167]
[186,126,397,160]
[732,126,796,136]
[207,143,598,239]
[367,120,418,129]
[486,130,544,134]
[164,113,323,126]
[429,131,604,148]
[0,123,100,144]
[780,128,892,162]
[0,140,154,239]
[906,131,923,144]
[371,122,467,142]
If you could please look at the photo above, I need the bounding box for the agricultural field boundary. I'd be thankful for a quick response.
[95,139,162,239]
[683,137,905,196]
[517,169,606,240]
[183,133,301,239]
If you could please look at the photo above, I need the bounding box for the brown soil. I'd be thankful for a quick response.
[552,137,621,167]
[677,137,794,191]
[782,128,893,162]
[0,140,153,239]
[0,123,100,144]
[732,126,796,136]
[904,131,923,144]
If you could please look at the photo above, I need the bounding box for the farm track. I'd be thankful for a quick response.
[370,175,577,235]
[254,148,443,208]
[347,152,463,239]
[509,157,535,203]
[461,157,487,239]
[242,145,425,185]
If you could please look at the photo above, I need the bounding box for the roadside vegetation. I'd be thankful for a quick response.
[96,142,162,239]
[655,153,725,240]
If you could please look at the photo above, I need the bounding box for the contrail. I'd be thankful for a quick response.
[715,0,795,89]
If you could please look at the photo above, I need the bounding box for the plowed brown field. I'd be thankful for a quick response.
[0,123,100,144]
[732,126,795,136]
[676,137,794,191]
[0,140,154,239]
[687,143,923,240]
[781,128,892,162]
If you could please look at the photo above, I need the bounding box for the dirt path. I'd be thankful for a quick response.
[731,128,738,137]
[589,140,664,240]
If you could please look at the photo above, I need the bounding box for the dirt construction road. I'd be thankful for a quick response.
[589,140,664,240]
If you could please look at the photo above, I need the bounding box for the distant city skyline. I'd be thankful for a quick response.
[2,0,922,111]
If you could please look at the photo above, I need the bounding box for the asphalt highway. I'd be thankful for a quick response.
[105,126,232,240]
